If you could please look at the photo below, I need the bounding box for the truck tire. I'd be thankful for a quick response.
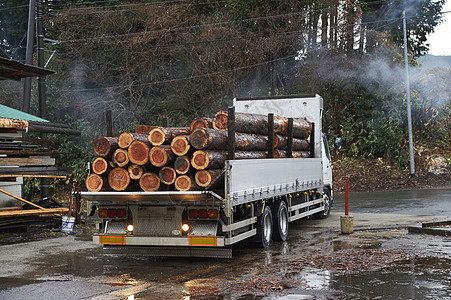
[272,200,288,241]
[315,187,332,219]
[257,206,273,248]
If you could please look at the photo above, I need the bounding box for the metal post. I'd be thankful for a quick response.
[23,0,36,113]
[267,113,274,158]
[403,10,415,176]
[310,123,315,158]
[162,117,169,127]
[287,118,293,158]
[106,110,113,136]
[227,106,235,160]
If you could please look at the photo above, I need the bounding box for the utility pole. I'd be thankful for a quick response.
[36,0,49,198]
[23,0,36,113]
[402,10,415,177]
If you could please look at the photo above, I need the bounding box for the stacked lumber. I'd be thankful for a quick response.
[86,111,311,193]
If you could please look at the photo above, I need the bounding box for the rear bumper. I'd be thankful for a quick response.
[102,245,232,258]
[93,234,225,247]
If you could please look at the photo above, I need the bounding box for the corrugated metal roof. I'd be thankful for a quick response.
[0,104,49,122]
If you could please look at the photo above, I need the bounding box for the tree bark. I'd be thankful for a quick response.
[108,167,131,191]
[170,135,191,156]
[277,150,310,158]
[274,135,310,150]
[139,172,160,191]
[85,173,109,192]
[118,132,149,149]
[92,157,112,175]
[148,127,190,146]
[128,140,150,165]
[92,137,118,157]
[174,156,192,174]
[174,175,199,191]
[149,145,175,167]
[190,117,213,131]
[195,169,224,188]
[159,166,176,185]
[135,125,157,135]
[191,150,269,170]
[113,148,129,167]
[128,164,144,180]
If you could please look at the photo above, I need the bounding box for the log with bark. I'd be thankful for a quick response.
[174,156,192,175]
[190,128,275,151]
[128,164,144,180]
[86,173,109,192]
[108,167,132,191]
[277,150,310,158]
[195,169,224,188]
[274,135,310,150]
[212,110,228,130]
[190,117,213,131]
[112,148,129,167]
[174,175,199,191]
[135,125,157,135]
[159,166,177,185]
[128,140,150,165]
[139,172,160,191]
[92,137,118,157]
[149,145,175,168]
[148,127,190,146]
[118,132,150,149]
[191,150,270,170]
[92,157,112,175]
[170,135,191,156]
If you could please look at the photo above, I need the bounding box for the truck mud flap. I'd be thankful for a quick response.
[103,245,232,258]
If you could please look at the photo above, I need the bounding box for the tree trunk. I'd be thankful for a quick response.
[159,166,176,185]
[148,127,190,146]
[128,140,150,165]
[321,2,328,47]
[128,164,144,180]
[191,150,269,170]
[190,117,213,131]
[92,137,118,157]
[170,135,191,156]
[195,169,224,188]
[85,173,109,192]
[139,172,160,191]
[113,148,129,167]
[92,157,112,175]
[118,132,149,149]
[174,156,192,174]
[108,167,131,191]
[274,135,310,150]
[149,145,175,167]
[174,175,199,191]
[277,150,310,158]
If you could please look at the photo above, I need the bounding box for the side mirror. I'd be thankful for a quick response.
[334,137,342,150]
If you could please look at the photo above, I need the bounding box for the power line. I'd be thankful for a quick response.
[50,0,193,12]
[0,4,28,11]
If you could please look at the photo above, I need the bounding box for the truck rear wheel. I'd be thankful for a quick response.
[315,187,332,219]
[272,200,288,241]
[257,206,273,248]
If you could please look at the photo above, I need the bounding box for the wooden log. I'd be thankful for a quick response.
[174,156,192,175]
[92,137,118,157]
[170,135,191,156]
[149,145,175,168]
[0,156,55,166]
[276,150,310,158]
[159,166,176,185]
[191,150,269,170]
[190,128,274,151]
[212,110,228,130]
[274,135,310,150]
[195,169,224,188]
[0,208,69,218]
[85,173,109,192]
[174,175,199,191]
[148,127,190,146]
[0,118,28,130]
[128,140,150,165]
[135,125,157,135]
[128,164,144,180]
[92,157,112,175]
[139,172,160,191]
[108,167,131,191]
[112,148,129,167]
[292,118,312,139]
[118,132,150,149]
[190,117,213,131]
[0,187,45,209]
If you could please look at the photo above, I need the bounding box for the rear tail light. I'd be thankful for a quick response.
[188,208,218,220]
[198,209,208,219]
[188,209,198,219]
[208,209,218,219]
[99,209,107,218]
[99,208,127,219]
[117,209,127,218]
[107,209,117,218]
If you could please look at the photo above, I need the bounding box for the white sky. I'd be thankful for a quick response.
[427,0,451,56]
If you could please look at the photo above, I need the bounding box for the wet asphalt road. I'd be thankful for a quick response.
[0,188,450,299]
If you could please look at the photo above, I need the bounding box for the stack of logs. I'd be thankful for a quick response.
[85,110,312,193]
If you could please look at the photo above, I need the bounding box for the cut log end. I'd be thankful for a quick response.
[174,156,191,174]
[86,174,108,192]
[190,117,212,131]
[118,132,134,149]
[174,175,192,191]
[128,140,150,165]
[92,157,109,175]
[190,128,209,149]
[191,150,210,170]
[171,135,190,156]
[213,110,228,130]
[148,128,165,146]
[149,146,172,167]
[139,173,160,191]
[195,170,223,188]
[128,164,144,180]
[108,167,130,191]
[113,148,129,167]
[159,167,176,185]
[92,136,118,157]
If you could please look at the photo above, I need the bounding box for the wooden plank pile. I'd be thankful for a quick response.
[85,111,312,193]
